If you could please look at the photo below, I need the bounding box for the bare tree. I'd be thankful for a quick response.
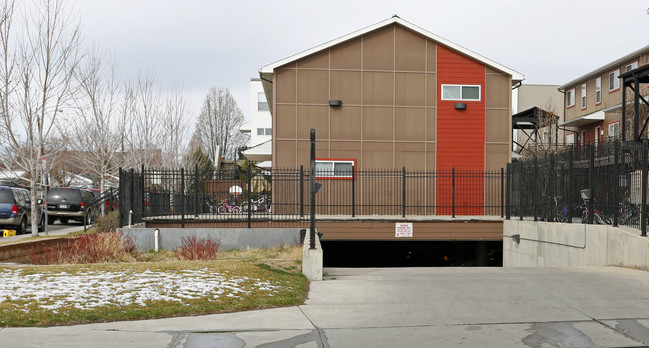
[66,49,122,195]
[122,70,162,168]
[193,86,248,162]
[0,0,82,236]
[160,85,190,168]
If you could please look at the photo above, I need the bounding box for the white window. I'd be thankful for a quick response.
[441,85,481,101]
[315,159,355,178]
[257,92,269,111]
[566,88,575,107]
[609,69,620,91]
[566,133,575,145]
[595,77,601,104]
[608,121,620,138]
[581,84,587,109]
[626,62,638,72]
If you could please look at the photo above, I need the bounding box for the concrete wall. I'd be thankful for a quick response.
[118,228,304,252]
[503,220,649,269]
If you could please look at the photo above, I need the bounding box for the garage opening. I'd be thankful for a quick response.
[321,241,502,267]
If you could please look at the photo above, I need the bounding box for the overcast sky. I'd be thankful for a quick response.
[76,0,649,122]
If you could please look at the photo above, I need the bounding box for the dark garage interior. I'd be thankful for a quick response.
[321,241,502,267]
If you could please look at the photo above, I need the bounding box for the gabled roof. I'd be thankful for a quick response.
[259,16,525,83]
[558,45,649,91]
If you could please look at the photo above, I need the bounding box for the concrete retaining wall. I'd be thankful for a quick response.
[503,220,649,269]
[0,238,70,263]
[118,228,304,252]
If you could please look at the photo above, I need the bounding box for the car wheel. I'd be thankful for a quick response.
[48,217,55,225]
[85,211,93,225]
[17,217,27,235]
[60,218,69,224]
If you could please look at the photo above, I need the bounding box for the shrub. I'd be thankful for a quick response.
[173,236,220,261]
[30,231,136,265]
[94,211,120,233]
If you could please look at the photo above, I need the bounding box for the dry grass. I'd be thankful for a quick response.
[0,247,307,327]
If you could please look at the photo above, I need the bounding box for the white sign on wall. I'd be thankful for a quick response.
[395,222,413,238]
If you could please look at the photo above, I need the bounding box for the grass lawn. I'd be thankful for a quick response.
[0,246,307,327]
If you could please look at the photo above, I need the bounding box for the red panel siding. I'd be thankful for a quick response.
[436,45,485,215]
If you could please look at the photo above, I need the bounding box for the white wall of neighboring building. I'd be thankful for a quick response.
[249,78,272,147]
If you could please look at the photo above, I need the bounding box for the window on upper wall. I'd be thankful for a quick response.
[595,77,602,104]
[315,159,355,179]
[581,84,587,109]
[441,85,481,101]
[257,128,264,135]
[626,62,638,72]
[265,128,272,135]
[609,69,620,91]
[566,88,575,107]
[258,92,269,111]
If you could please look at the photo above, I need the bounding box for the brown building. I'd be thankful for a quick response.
[559,45,649,145]
[259,16,524,174]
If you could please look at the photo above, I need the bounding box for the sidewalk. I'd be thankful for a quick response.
[1,267,649,347]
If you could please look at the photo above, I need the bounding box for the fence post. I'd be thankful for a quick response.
[309,129,316,250]
[549,153,555,222]
[130,168,135,224]
[351,169,356,217]
[568,145,574,223]
[181,168,185,228]
[506,164,511,220]
[195,163,199,217]
[519,163,523,221]
[533,156,538,222]
[299,165,304,218]
[641,141,648,236]
[119,168,124,227]
[500,167,504,218]
[141,164,145,221]
[402,166,406,218]
[588,145,595,225]
[452,167,456,218]
[613,140,619,227]
[247,164,252,229]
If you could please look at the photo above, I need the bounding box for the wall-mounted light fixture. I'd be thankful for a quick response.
[329,100,342,107]
[512,234,520,243]
[454,103,467,110]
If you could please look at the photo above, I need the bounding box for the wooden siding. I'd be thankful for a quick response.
[436,45,486,214]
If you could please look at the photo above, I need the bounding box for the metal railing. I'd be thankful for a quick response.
[508,138,648,236]
[119,165,507,227]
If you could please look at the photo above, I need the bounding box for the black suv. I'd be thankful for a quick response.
[46,187,97,224]
[0,186,44,234]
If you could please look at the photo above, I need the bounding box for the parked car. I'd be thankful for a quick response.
[46,187,97,225]
[0,186,44,234]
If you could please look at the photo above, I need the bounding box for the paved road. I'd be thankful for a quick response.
[1,222,85,242]
[2,267,649,347]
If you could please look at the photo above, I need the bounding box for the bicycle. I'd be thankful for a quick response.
[579,189,610,224]
[552,196,569,223]
[217,199,241,214]
[241,193,271,213]
[618,198,640,226]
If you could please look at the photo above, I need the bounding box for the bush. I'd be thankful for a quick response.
[94,211,120,233]
[173,236,220,261]
[31,231,136,265]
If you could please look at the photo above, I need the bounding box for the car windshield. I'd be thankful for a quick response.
[0,189,13,204]
[47,188,82,202]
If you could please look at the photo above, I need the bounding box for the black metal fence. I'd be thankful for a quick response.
[508,139,648,236]
[119,164,507,227]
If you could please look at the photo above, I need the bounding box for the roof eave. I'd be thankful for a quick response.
[558,45,649,91]
[259,16,525,84]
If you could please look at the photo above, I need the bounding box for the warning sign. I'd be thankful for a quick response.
[395,222,413,238]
